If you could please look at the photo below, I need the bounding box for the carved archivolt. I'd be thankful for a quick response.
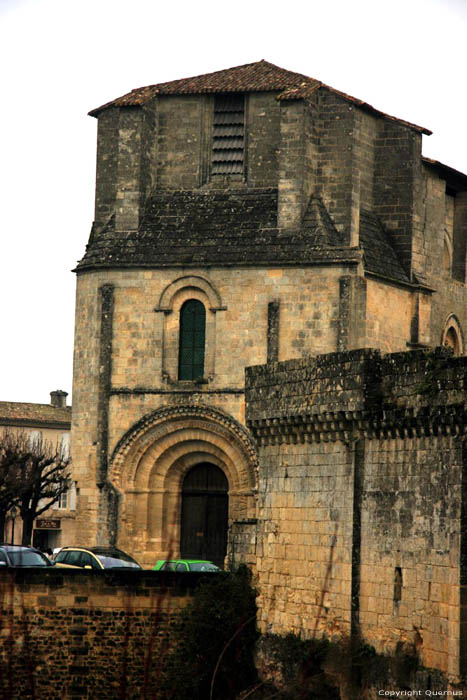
[109,404,258,492]
[108,405,258,558]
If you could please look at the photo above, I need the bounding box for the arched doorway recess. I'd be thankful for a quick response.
[181,463,228,566]
[108,405,258,566]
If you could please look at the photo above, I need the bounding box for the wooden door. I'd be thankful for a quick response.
[180,463,228,567]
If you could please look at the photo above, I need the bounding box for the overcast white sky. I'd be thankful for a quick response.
[1,0,466,404]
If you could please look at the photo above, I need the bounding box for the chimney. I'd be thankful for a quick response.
[50,390,68,408]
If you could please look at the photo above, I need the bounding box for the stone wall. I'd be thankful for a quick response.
[365,278,416,352]
[316,89,355,241]
[245,348,467,682]
[246,92,281,188]
[0,568,199,700]
[373,122,421,275]
[71,264,354,551]
[418,163,467,351]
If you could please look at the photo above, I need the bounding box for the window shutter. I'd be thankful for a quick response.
[178,300,206,380]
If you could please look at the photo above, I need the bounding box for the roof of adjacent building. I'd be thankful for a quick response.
[89,59,431,135]
[0,401,71,430]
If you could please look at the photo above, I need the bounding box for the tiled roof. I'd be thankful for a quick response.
[359,210,410,284]
[301,195,346,247]
[88,60,430,134]
[422,157,467,185]
[78,189,409,284]
[89,60,314,115]
[76,189,360,271]
[0,401,71,428]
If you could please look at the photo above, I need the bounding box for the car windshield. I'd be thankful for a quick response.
[7,550,50,567]
[189,562,220,572]
[95,554,140,569]
[159,561,178,571]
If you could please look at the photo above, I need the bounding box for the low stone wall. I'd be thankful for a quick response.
[0,568,200,700]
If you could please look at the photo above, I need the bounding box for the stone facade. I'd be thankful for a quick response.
[70,60,467,676]
[245,348,467,683]
[0,391,74,548]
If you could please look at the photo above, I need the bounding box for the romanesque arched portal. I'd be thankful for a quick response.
[108,405,258,567]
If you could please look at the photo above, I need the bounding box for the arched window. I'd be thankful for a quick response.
[178,299,206,380]
[442,314,464,356]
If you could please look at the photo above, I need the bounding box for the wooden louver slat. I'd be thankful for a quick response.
[212,94,244,175]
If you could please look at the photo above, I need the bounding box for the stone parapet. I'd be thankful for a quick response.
[245,347,467,682]
[246,347,467,445]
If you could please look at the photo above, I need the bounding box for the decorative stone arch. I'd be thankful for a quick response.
[108,404,258,566]
[154,275,226,383]
[441,314,464,356]
[156,275,224,312]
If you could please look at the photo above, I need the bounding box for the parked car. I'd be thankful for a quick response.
[54,546,142,570]
[0,544,54,567]
[153,559,221,572]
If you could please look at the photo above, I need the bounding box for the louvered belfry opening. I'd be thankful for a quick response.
[211,94,245,175]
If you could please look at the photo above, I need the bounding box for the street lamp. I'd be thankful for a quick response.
[10,506,17,545]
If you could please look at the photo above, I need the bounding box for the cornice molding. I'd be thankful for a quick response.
[247,403,467,446]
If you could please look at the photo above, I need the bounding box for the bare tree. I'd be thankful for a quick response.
[0,431,71,545]
[0,432,29,540]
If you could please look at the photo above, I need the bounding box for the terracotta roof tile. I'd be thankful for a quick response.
[89,60,314,115]
[0,401,71,428]
[88,59,431,134]
[281,82,431,135]
[422,157,467,184]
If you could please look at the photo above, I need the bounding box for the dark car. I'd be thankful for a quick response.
[54,546,141,570]
[0,545,54,567]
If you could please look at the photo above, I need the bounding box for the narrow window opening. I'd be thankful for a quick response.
[211,94,244,175]
[394,566,402,607]
[178,299,206,380]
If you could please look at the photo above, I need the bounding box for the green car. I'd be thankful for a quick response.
[153,559,221,572]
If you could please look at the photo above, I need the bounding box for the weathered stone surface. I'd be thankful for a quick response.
[0,569,199,700]
[245,347,467,683]
[69,61,467,689]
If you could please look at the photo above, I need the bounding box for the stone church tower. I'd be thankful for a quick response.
[72,61,467,566]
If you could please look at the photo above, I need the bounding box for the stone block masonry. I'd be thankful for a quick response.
[0,568,199,700]
[245,347,467,685]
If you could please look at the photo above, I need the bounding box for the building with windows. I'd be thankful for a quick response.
[71,60,467,573]
[0,390,74,549]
